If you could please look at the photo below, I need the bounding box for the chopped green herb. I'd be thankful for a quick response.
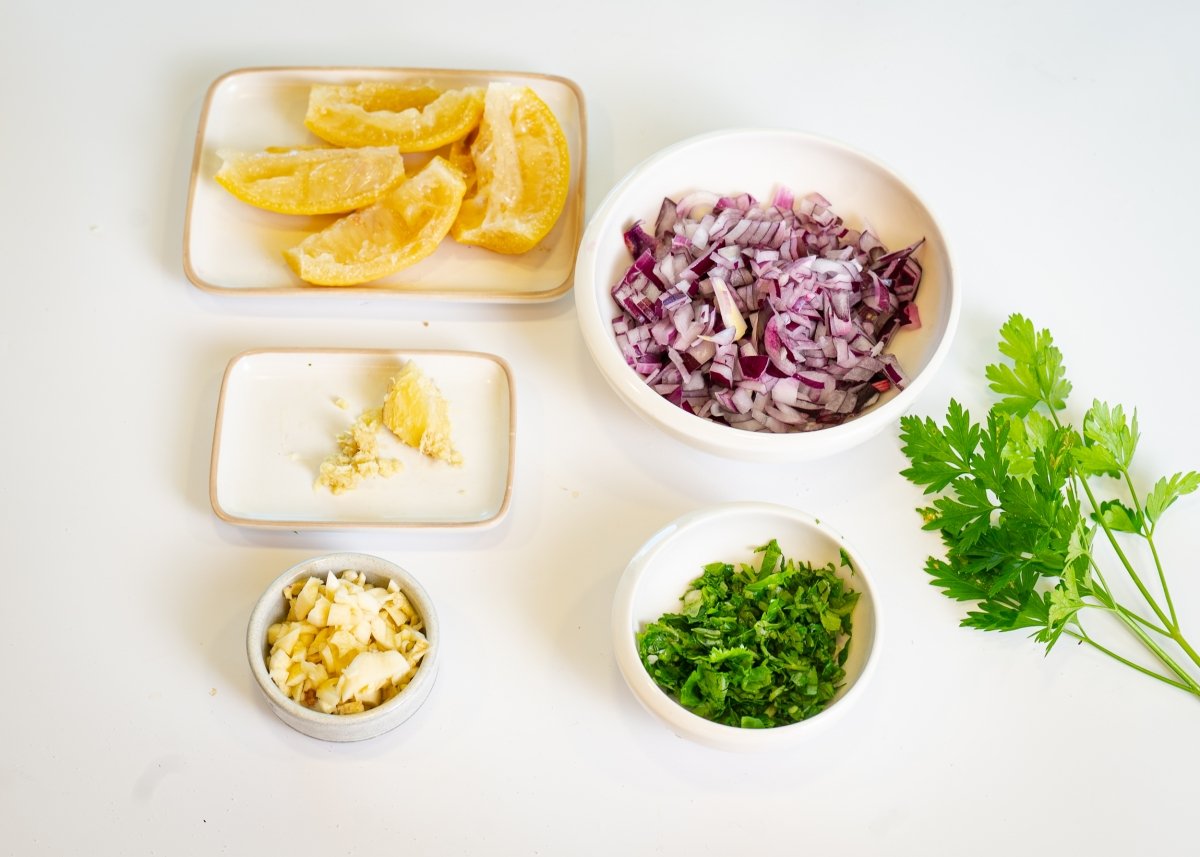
[899,314,1200,698]
[636,539,858,728]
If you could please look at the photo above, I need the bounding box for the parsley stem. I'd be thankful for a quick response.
[1065,630,1196,695]
[1150,538,1179,627]
[1121,468,1179,628]
[1112,610,1200,695]
[1087,560,1114,604]
[1085,570,1170,636]
[1116,607,1171,638]
[1169,629,1200,672]
[1045,408,1173,633]
[1083,556,1199,692]
[1080,466,1199,669]
[1076,475,1174,633]
[1087,599,1173,637]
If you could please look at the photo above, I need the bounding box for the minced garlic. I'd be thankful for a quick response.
[316,407,403,494]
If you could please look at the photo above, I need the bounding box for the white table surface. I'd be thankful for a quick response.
[4,1,1198,853]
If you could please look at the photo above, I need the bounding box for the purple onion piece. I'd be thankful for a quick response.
[608,189,924,432]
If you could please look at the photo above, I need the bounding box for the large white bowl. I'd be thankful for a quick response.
[576,128,958,461]
[246,552,440,742]
[611,502,879,751]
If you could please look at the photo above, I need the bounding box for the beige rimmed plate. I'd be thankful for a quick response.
[210,349,514,529]
[184,66,587,301]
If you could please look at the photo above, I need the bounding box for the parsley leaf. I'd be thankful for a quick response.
[898,400,979,493]
[1082,401,1139,471]
[985,314,1072,414]
[1144,472,1200,529]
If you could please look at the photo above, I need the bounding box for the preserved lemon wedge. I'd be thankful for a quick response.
[213,146,406,215]
[382,362,462,465]
[450,83,570,254]
[283,156,466,286]
[304,81,486,152]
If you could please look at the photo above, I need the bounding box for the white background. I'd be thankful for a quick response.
[3,1,1197,854]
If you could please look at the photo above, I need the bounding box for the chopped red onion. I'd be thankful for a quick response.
[612,190,924,432]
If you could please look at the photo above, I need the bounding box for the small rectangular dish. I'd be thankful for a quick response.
[210,348,514,529]
[184,66,586,301]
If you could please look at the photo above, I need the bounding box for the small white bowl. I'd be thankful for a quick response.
[612,502,879,751]
[246,552,440,742]
[575,128,958,461]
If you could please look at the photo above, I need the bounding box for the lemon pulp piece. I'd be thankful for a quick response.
[283,156,467,286]
[304,81,486,152]
[213,146,406,215]
[446,132,477,193]
[382,362,462,466]
[449,83,570,255]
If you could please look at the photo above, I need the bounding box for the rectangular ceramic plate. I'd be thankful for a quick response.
[184,66,586,301]
[210,349,514,529]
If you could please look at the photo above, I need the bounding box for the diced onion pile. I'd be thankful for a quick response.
[610,190,924,432]
[267,571,429,715]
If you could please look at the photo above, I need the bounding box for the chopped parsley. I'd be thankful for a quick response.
[636,539,858,728]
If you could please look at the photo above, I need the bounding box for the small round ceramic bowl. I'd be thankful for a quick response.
[246,552,440,742]
[611,501,879,751]
[575,128,957,461]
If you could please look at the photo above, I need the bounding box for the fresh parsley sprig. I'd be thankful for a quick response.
[899,314,1200,696]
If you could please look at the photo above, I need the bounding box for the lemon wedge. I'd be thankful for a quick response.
[450,83,570,255]
[283,156,466,286]
[305,81,486,152]
[214,146,406,215]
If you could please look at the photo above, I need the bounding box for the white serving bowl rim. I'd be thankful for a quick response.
[246,551,440,742]
[576,127,959,461]
[611,501,881,751]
